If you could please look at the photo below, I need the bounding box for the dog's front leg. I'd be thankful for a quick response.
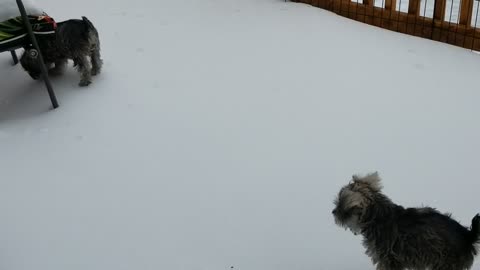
[74,55,92,86]
[50,59,68,76]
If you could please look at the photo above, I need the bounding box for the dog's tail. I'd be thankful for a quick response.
[469,214,480,254]
[81,16,100,47]
[82,16,94,30]
[82,16,98,35]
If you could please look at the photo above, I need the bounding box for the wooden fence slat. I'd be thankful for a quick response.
[459,0,474,26]
[385,0,397,11]
[433,0,447,20]
[408,0,422,15]
[363,0,374,7]
[318,0,331,9]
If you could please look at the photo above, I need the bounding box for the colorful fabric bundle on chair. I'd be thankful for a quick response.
[0,14,56,51]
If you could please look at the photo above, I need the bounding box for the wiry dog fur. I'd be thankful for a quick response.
[20,16,102,86]
[332,172,480,270]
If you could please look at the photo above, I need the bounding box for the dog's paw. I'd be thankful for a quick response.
[79,80,92,87]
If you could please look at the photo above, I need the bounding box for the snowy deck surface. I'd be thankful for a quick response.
[1,0,480,269]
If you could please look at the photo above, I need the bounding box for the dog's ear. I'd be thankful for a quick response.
[352,172,382,191]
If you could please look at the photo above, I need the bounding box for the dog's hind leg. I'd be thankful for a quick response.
[90,47,103,76]
[74,55,92,87]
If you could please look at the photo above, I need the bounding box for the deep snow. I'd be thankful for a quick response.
[1,0,480,269]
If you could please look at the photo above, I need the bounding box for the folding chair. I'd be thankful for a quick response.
[0,0,59,109]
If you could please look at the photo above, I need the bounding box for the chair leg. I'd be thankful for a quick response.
[39,61,59,109]
[11,50,19,65]
[37,58,58,108]
[16,0,59,109]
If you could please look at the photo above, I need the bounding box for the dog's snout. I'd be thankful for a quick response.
[332,209,337,215]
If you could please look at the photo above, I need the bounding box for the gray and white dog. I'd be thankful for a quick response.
[20,16,102,86]
[332,172,480,270]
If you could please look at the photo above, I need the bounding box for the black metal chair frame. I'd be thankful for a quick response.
[0,0,59,109]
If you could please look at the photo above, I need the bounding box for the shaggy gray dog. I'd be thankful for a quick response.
[20,16,102,86]
[332,172,480,270]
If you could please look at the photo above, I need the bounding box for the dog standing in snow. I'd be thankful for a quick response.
[21,16,102,86]
[332,172,480,270]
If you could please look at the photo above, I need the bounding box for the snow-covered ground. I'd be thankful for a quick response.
[1,0,480,269]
